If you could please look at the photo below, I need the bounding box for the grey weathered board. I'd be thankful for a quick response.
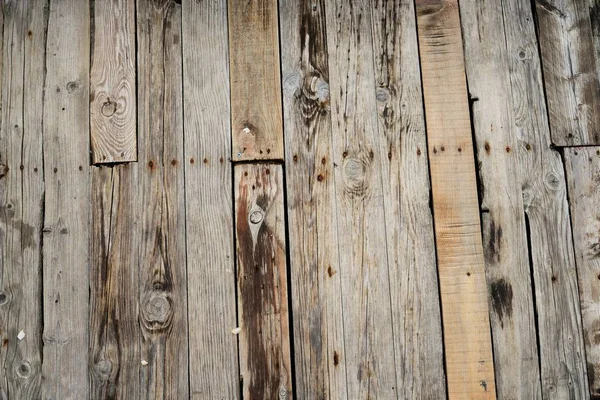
[234,164,292,399]
[43,0,91,398]
[280,0,445,398]
[535,0,600,146]
[460,0,590,398]
[0,1,45,397]
[228,0,284,161]
[182,0,239,398]
[564,147,600,398]
[415,0,496,398]
[90,0,137,163]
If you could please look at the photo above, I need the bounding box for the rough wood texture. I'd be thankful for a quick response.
[42,1,90,398]
[0,1,45,397]
[228,0,284,161]
[415,1,496,398]
[565,147,600,398]
[234,164,292,399]
[90,0,137,163]
[459,1,542,398]
[182,1,239,397]
[279,1,347,397]
[535,0,600,146]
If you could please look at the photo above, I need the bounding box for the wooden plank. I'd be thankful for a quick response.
[414,1,496,398]
[90,0,137,163]
[182,1,239,397]
[564,147,600,398]
[535,0,600,146]
[228,0,284,161]
[322,0,403,397]
[458,2,542,398]
[42,1,90,398]
[0,1,45,397]
[234,164,292,399]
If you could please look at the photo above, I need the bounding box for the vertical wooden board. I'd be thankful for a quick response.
[458,2,542,398]
[535,0,600,145]
[182,1,239,397]
[89,165,141,399]
[501,0,589,397]
[42,0,90,398]
[90,0,137,163]
[228,0,284,161]
[369,0,447,397]
[234,164,292,399]
[323,0,398,397]
[279,1,348,398]
[415,1,496,398]
[0,1,45,397]
[565,147,600,398]
[136,1,188,397]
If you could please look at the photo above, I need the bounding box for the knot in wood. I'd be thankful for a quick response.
[142,292,173,330]
[342,156,369,198]
[249,210,264,224]
[15,361,31,378]
[544,171,561,190]
[101,99,117,117]
[94,359,112,379]
[376,87,390,103]
[0,291,8,305]
[0,164,8,179]
[278,387,288,399]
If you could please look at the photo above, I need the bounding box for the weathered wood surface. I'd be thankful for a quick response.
[234,164,292,399]
[182,1,239,398]
[459,1,542,398]
[564,147,600,398]
[90,0,137,163]
[0,1,45,398]
[228,0,284,161]
[279,1,347,397]
[535,0,600,146]
[43,0,91,398]
[415,0,496,398]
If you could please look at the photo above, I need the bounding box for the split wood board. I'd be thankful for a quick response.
[415,0,496,398]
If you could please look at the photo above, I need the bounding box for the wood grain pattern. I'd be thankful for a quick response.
[535,0,600,146]
[42,1,90,398]
[228,0,284,161]
[234,164,292,399]
[279,1,348,397]
[459,1,542,398]
[0,1,45,397]
[564,147,600,398]
[90,0,137,163]
[182,1,239,397]
[415,1,496,398]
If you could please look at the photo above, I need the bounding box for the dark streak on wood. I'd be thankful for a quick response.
[490,279,513,328]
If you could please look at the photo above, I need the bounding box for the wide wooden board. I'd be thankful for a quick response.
[415,0,496,397]
[90,0,137,163]
[228,0,284,161]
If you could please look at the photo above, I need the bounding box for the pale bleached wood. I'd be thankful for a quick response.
[322,0,401,397]
[42,1,90,398]
[458,2,542,398]
[279,1,348,398]
[182,1,239,397]
[415,1,496,398]
[228,0,284,161]
[234,164,292,399]
[564,147,600,397]
[535,0,600,146]
[369,0,447,397]
[0,1,45,397]
[90,0,137,163]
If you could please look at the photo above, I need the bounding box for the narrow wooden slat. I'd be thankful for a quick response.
[90,0,137,163]
[415,1,496,398]
[535,0,600,146]
[182,1,239,397]
[228,0,284,161]
[42,1,90,398]
[458,1,542,398]
[136,1,188,397]
[279,1,348,397]
[564,147,600,397]
[234,164,292,399]
[0,1,45,397]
